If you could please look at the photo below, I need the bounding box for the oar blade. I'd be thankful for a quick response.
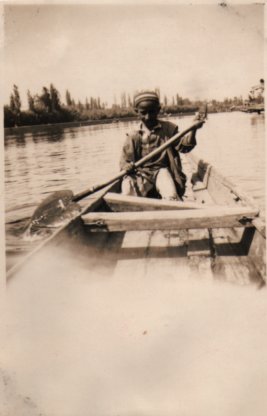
[26,190,81,236]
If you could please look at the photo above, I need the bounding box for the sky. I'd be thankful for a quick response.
[2,0,265,108]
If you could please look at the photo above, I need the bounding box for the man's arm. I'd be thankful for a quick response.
[119,134,136,171]
[171,126,196,154]
[174,113,205,153]
[178,129,197,153]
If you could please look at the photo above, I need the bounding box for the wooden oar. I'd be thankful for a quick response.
[75,119,204,201]
[27,118,205,233]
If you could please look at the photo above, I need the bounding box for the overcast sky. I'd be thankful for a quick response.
[3,0,265,108]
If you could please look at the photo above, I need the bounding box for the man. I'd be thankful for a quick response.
[248,79,264,103]
[120,90,203,200]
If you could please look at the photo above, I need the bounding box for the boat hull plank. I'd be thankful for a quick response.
[112,230,153,279]
[190,154,258,208]
[112,229,190,281]
[210,227,264,285]
[187,229,214,280]
[144,229,189,280]
[237,222,266,282]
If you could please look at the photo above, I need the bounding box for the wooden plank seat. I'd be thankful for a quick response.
[82,206,259,232]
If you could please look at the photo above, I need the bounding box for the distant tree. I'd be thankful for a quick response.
[176,94,182,105]
[232,95,243,106]
[27,90,35,111]
[127,94,133,108]
[182,97,191,105]
[163,95,168,106]
[9,94,16,112]
[120,92,127,108]
[77,100,84,111]
[65,89,72,106]
[9,85,22,125]
[32,94,43,112]
[13,84,21,113]
[50,84,61,111]
[4,104,16,127]
[85,97,90,110]
[40,87,52,112]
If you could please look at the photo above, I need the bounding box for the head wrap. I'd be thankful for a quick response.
[134,91,160,108]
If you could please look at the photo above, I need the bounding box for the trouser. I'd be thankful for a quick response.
[121,168,179,200]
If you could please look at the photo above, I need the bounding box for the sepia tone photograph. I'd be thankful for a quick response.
[1,0,266,415]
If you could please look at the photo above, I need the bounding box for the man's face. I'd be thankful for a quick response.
[136,100,160,129]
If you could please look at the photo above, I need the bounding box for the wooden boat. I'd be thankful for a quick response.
[6,153,266,287]
[242,104,264,114]
[231,104,264,114]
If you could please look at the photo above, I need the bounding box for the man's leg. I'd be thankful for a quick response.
[121,176,137,196]
[155,168,180,200]
[121,176,153,197]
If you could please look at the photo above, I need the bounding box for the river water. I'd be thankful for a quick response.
[4,111,265,218]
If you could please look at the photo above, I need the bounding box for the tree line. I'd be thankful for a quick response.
[4,84,245,128]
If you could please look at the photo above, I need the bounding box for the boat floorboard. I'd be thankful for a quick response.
[77,226,264,287]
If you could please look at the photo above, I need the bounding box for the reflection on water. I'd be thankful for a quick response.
[4,112,265,216]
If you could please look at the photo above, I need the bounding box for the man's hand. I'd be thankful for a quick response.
[124,162,136,173]
[193,112,206,129]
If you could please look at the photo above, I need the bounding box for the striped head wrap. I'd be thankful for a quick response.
[134,90,160,108]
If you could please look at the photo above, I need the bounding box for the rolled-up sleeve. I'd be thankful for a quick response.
[119,135,135,170]
[175,129,197,153]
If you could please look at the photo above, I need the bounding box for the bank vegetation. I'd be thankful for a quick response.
[4,84,245,128]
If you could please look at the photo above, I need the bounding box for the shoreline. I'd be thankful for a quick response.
[4,116,139,136]
[4,112,196,136]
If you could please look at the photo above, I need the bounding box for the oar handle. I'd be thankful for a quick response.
[73,119,204,202]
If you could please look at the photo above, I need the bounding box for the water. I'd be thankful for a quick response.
[5,111,265,218]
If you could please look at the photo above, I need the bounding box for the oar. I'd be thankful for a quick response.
[74,118,205,200]
[27,118,205,233]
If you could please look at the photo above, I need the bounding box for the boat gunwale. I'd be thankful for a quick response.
[186,153,265,234]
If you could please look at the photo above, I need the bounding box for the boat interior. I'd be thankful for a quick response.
[31,154,265,288]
